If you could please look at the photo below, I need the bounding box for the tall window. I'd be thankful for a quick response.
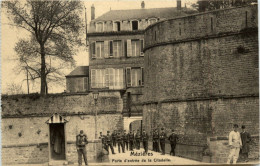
[91,68,124,89]
[113,40,122,57]
[96,41,104,58]
[126,67,144,87]
[131,40,140,57]
[132,21,138,30]
[114,21,121,31]
[96,22,104,32]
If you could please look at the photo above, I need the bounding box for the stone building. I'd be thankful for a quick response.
[66,66,89,93]
[87,0,194,131]
[142,4,259,163]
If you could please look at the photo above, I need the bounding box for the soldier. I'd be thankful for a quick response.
[153,129,160,152]
[123,130,129,151]
[112,130,117,147]
[159,128,167,155]
[132,130,136,149]
[76,130,88,166]
[117,131,125,153]
[129,131,135,151]
[142,129,149,154]
[105,131,116,155]
[99,132,108,152]
[227,124,242,164]
[168,129,178,156]
[240,125,251,162]
[135,129,141,150]
[152,129,156,151]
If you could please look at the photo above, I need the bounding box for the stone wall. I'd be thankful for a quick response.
[1,92,123,164]
[142,5,259,162]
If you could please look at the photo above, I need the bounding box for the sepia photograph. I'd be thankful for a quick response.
[1,0,259,165]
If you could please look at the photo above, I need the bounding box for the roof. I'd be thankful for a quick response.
[66,66,89,77]
[93,7,196,21]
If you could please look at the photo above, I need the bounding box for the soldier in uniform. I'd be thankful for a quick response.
[117,131,125,153]
[159,128,167,155]
[135,129,141,150]
[76,130,88,166]
[142,129,149,154]
[123,130,129,151]
[168,129,178,156]
[129,131,135,151]
[99,132,108,152]
[105,131,116,155]
[153,129,160,152]
[132,130,136,149]
[112,130,117,147]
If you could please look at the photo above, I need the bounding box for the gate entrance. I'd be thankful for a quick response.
[50,123,65,160]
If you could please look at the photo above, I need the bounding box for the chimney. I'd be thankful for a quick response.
[141,1,145,9]
[177,0,181,10]
[91,4,95,20]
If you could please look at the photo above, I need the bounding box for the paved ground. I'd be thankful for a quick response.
[6,146,260,165]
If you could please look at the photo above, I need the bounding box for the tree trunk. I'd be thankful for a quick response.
[45,79,48,94]
[40,44,46,95]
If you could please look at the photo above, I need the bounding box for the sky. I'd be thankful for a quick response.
[1,0,197,94]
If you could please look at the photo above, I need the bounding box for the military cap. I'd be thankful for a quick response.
[233,124,238,128]
[107,131,110,133]
[172,129,175,132]
[161,128,164,130]
[241,125,246,129]
[80,130,84,134]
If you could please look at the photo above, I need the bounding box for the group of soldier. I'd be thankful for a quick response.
[99,128,179,156]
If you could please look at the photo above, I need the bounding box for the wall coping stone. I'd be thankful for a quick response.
[2,111,122,119]
[142,94,259,105]
[87,30,144,37]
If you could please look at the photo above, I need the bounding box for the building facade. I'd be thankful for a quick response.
[87,1,193,123]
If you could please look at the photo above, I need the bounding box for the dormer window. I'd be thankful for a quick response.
[148,18,157,25]
[114,21,121,31]
[132,21,138,30]
[96,22,104,32]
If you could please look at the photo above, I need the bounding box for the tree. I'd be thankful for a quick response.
[6,82,23,95]
[3,0,84,95]
[191,0,257,12]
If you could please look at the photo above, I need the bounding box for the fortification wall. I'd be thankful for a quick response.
[142,5,259,162]
[1,92,123,164]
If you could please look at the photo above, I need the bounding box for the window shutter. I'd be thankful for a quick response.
[109,68,114,89]
[91,69,96,88]
[140,40,144,56]
[104,41,109,58]
[113,41,118,57]
[109,41,113,57]
[92,42,96,58]
[141,67,144,86]
[105,68,109,87]
[126,67,131,87]
[119,68,124,89]
[124,40,127,57]
[83,77,88,91]
[127,39,132,57]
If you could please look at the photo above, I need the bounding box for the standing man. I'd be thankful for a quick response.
[99,132,108,152]
[105,131,116,155]
[142,129,149,154]
[240,125,251,162]
[123,130,129,151]
[159,128,167,155]
[117,131,125,153]
[153,129,160,152]
[227,124,242,164]
[168,129,178,156]
[129,131,135,151]
[152,129,155,151]
[112,130,117,147]
[132,130,136,149]
[76,130,88,166]
[135,129,141,150]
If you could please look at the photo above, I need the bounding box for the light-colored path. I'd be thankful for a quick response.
[5,146,260,165]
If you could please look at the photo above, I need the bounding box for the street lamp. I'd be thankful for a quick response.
[93,91,99,139]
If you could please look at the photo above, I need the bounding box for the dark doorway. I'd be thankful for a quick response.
[49,124,65,160]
